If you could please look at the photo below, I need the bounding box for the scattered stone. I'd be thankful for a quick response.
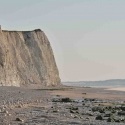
[92,106,103,112]
[95,115,103,120]
[107,117,114,122]
[70,109,79,114]
[8,114,11,116]
[118,111,125,115]
[121,106,125,111]
[15,118,24,122]
[61,98,72,102]
[53,109,59,113]
[18,105,22,108]
[4,110,9,114]
[104,111,112,117]
[70,107,78,110]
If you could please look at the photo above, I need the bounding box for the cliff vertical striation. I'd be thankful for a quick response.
[0,28,61,87]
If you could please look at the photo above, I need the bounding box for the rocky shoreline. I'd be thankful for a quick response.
[0,86,125,125]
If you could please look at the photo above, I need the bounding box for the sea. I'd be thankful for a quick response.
[62,79,125,88]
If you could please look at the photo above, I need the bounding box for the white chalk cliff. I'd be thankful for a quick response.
[0,27,61,87]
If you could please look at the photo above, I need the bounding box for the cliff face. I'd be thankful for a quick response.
[0,29,61,87]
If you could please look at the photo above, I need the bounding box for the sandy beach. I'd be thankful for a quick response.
[50,86,125,101]
[106,87,125,92]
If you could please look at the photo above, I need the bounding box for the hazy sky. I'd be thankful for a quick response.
[1,0,125,81]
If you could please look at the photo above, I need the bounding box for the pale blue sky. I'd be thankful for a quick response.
[1,0,125,81]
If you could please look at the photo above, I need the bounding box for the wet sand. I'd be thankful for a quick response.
[106,87,125,92]
[50,86,125,101]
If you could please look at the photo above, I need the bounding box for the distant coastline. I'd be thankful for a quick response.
[62,79,125,89]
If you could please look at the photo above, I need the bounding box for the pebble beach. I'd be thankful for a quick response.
[0,86,125,125]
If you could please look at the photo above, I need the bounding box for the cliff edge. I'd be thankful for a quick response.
[0,28,61,87]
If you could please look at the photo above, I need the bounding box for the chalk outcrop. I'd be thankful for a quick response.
[0,28,61,87]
